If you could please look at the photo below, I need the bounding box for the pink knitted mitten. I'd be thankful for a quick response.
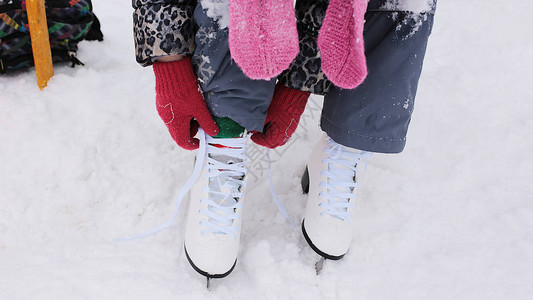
[229,0,299,80]
[318,0,369,89]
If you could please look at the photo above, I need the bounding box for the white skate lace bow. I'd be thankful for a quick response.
[319,137,372,223]
[200,135,248,239]
[116,128,247,241]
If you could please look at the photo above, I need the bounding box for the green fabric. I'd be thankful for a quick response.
[213,116,244,138]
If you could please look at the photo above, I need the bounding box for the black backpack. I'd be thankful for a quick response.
[0,0,103,73]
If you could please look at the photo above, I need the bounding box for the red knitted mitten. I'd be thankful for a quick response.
[153,58,218,150]
[251,84,311,149]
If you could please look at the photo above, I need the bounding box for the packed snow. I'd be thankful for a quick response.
[1,0,533,299]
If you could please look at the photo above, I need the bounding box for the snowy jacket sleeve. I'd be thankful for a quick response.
[133,0,198,67]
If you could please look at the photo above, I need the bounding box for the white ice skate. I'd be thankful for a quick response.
[184,133,248,282]
[301,133,372,266]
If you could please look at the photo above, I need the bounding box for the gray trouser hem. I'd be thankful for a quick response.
[320,116,406,154]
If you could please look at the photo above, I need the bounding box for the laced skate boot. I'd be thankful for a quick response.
[301,133,372,260]
[184,132,248,278]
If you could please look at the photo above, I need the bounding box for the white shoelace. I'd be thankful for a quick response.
[319,138,372,223]
[199,135,248,239]
[116,128,247,241]
[266,150,297,227]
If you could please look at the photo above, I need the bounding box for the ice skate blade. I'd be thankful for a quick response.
[301,166,310,194]
[206,277,212,291]
[315,257,326,275]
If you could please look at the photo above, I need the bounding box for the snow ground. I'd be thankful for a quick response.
[1,0,533,299]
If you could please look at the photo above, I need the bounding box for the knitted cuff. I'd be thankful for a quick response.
[153,57,198,97]
[270,84,311,114]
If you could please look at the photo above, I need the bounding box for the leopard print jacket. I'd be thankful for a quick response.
[133,0,197,67]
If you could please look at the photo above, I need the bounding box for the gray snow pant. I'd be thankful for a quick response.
[321,11,435,153]
[191,1,435,154]
[191,3,276,132]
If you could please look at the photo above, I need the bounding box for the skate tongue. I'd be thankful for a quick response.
[209,140,245,194]
[203,135,248,235]
[209,116,246,188]
[207,148,243,213]
[208,117,245,183]
[208,171,240,207]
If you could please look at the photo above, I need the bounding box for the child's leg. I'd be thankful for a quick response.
[191,1,276,133]
[320,4,436,153]
[301,1,437,260]
[183,1,277,280]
